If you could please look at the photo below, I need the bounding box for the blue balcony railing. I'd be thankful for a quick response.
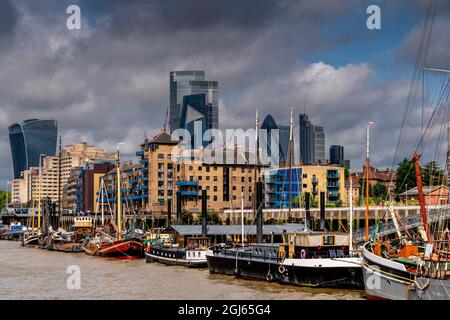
[179,190,199,197]
[176,180,199,187]
[136,151,144,157]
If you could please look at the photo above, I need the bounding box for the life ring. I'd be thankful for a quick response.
[300,249,306,259]
[266,273,273,282]
[278,265,286,274]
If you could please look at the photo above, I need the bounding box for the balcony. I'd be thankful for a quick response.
[136,151,144,157]
[179,190,198,197]
[326,172,339,178]
[139,168,148,173]
[176,180,199,187]
[327,183,339,188]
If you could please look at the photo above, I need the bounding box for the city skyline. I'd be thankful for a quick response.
[0,0,449,188]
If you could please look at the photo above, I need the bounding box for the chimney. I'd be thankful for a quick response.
[167,198,172,227]
[305,192,311,230]
[320,191,326,231]
[176,191,182,224]
[201,189,207,237]
[256,181,264,243]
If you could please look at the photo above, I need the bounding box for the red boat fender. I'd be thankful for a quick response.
[146,242,151,252]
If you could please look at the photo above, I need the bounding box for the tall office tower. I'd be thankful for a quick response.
[179,93,213,148]
[260,114,290,166]
[299,114,314,165]
[330,145,344,165]
[169,71,218,136]
[8,119,58,179]
[312,126,326,164]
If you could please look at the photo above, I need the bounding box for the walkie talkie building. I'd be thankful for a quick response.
[8,119,58,179]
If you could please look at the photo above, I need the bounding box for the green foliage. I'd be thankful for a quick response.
[395,158,416,194]
[206,211,221,225]
[0,190,10,211]
[422,161,445,186]
[181,210,194,224]
[293,193,318,208]
[372,183,388,199]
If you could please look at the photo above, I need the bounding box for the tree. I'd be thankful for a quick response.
[422,161,445,186]
[293,193,318,208]
[372,183,388,199]
[0,190,10,211]
[207,211,221,225]
[395,158,416,194]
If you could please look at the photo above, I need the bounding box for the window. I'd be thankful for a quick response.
[206,176,210,181]
[241,167,245,173]
[189,176,193,181]
[198,166,202,171]
[233,196,237,200]
[232,186,236,191]
[213,176,218,182]
[213,195,218,201]
[167,154,172,160]
[241,177,244,183]
[303,184,307,188]
[322,235,335,246]
[303,174,307,178]
[158,154,164,160]
[249,177,252,183]
[189,166,193,171]
[241,186,244,192]
[198,176,202,180]
[232,167,236,171]
[213,166,217,171]
[206,165,210,173]
[206,186,210,190]
[213,186,218,192]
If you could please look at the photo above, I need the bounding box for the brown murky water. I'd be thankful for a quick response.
[0,241,365,300]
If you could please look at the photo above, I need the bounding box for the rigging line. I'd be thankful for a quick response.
[389,1,434,191]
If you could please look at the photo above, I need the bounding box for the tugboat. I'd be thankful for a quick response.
[207,187,363,288]
[145,190,210,267]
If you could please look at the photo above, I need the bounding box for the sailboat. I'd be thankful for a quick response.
[82,145,144,258]
[361,0,449,300]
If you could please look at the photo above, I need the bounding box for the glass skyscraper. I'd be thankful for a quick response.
[299,114,314,165]
[260,114,290,166]
[8,119,58,179]
[169,71,218,135]
[179,93,213,148]
[312,126,326,164]
[299,113,326,165]
[330,145,344,165]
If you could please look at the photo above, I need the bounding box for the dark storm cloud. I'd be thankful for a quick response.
[0,0,448,187]
[0,0,18,43]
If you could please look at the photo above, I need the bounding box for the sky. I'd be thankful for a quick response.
[0,0,449,189]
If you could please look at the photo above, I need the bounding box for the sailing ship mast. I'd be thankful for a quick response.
[365,121,373,241]
[116,144,123,240]
[58,132,62,228]
[288,107,294,221]
[253,111,259,224]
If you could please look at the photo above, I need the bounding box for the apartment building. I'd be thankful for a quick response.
[263,165,346,208]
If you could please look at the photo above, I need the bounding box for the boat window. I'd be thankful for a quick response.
[322,235,335,246]
[198,252,201,257]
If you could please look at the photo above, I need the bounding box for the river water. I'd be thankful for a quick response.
[0,241,364,300]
